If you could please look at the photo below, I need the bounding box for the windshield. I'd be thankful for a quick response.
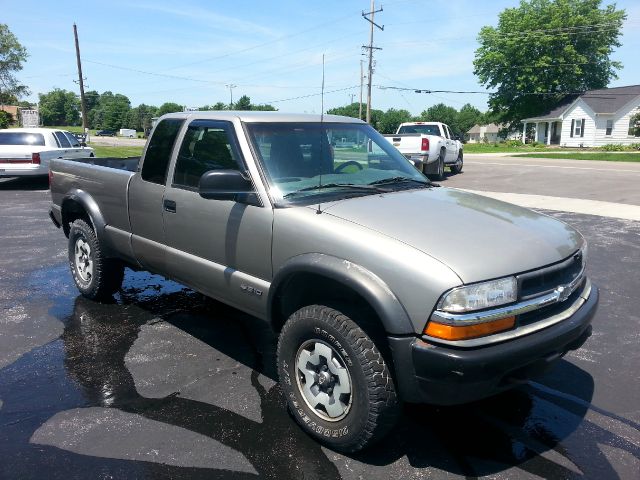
[0,132,45,146]
[246,122,427,205]
[397,124,441,136]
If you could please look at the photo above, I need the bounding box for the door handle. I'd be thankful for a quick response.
[163,199,177,213]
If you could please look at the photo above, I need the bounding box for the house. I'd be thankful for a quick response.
[521,85,640,146]
[0,105,20,124]
[467,123,519,143]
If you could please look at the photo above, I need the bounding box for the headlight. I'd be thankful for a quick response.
[438,276,517,313]
[580,242,588,267]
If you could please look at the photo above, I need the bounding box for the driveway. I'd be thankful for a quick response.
[0,168,638,479]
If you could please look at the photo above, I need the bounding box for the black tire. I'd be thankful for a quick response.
[432,149,445,181]
[68,219,124,300]
[277,304,400,452]
[450,151,463,174]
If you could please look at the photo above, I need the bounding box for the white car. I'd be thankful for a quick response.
[0,128,95,178]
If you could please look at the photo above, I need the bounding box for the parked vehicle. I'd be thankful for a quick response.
[95,129,116,137]
[49,112,597,452]
[0,128,94,178]
[383,122,463,180]
[119,128,136,138]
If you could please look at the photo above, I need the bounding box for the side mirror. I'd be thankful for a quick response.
[198,169,253,201]
[80,142,87,147]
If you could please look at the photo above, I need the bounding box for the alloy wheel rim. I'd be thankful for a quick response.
[295,339,352,422]
[74,238,93,282]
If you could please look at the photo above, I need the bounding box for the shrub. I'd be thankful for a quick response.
[0,111,13,129]
[601,143,626,151]
[505,139,524,147]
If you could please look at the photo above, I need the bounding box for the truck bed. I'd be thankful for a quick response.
[73,156,140,172]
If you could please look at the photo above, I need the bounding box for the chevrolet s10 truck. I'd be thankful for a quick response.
[49,112,598,452]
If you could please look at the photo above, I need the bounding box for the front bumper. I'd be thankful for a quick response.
[389,282,598,405]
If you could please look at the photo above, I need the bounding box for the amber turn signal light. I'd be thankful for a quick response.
[424,316,516,341]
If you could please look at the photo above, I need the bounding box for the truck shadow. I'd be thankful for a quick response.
[28,269,639,478]
[0,176,49,190]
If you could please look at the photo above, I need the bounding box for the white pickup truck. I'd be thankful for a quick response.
[0,128,94,178]
[384,122,463,180]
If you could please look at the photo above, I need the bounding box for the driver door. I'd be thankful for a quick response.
[162,119,273,318]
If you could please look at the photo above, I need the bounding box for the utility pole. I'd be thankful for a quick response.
[225,84,237,109]
[73,23,88,132]
[362,0,383,123]
[349,93,355,105]
[359,59,364,120]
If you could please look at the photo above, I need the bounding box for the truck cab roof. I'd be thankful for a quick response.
[158,111,367,124]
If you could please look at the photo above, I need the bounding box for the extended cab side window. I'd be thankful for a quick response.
[173,120,243,189]
[141,119,184,184]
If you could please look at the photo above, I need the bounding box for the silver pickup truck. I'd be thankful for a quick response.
[49,112,598,452]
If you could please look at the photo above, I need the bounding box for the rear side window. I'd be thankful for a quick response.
[173,120,242,189]
[53,131,72,148]
[0,132,45,146]
[141,119,185,184]
[64,131,81,147]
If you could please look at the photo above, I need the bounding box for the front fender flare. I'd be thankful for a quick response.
[269,253,414,335]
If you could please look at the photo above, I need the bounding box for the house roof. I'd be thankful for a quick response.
[467,123,503,134]
[522,85,640,122]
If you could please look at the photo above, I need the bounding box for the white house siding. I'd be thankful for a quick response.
[561,100,597,147]
[592,99,640,146]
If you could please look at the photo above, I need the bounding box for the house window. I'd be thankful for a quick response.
[629,115,640,137]
[574,119,582,136]
[606,119,613,136]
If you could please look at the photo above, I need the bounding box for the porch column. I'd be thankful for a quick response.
[547,121,551,145]
[522,122,527,144]
[535,122,539,143]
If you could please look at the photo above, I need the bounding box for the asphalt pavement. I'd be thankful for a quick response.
[0,161,639,479]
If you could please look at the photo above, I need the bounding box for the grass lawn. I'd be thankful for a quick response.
[514,152,640,162]
[464,143,567,153]
[90,144,144,158]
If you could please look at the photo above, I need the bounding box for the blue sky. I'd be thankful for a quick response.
[3,0,640,115]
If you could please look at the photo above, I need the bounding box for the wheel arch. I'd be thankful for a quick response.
[61,189,107,240]
[268,253,414,336]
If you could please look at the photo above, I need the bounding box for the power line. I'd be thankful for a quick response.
[266,85,359,104]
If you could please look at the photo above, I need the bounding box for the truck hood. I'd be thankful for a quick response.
[320,188,582,283]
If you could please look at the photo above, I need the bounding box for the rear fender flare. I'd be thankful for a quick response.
[61,189,110,252]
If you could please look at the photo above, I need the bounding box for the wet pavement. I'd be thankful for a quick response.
[0,176,639,479]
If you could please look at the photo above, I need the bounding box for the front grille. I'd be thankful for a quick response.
[518,251,584,300]
[518,278,585,327]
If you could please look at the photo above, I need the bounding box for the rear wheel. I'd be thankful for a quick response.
[431,149,445,181]
[68,219,124,300]
[450,151,463,174]
[277,304,400,452]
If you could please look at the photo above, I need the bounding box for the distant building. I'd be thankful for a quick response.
[520,85,640,146]
[467,123,518,143]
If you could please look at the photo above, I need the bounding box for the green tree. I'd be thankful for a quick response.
[0,24,29,101]
[126,103,157,131]
[234,95,252,110]
[212,102,228,110]
[419,103,459,129]
[157,102,183,116]
[474,0,626,129]
[456,103,484,136]
[39,88,80,125]
[326,102,361,119]
[90,91,131,130]
[0,110,12,128]
[377,108,413,134]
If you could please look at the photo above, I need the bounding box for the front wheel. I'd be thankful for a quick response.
[68,219,124,300]
[277,305,400,452]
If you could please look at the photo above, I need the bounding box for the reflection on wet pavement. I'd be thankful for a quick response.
[1,261,639,478]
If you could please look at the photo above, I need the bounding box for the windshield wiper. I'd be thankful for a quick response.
[283,183,388,199]
[368,176,430,187]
